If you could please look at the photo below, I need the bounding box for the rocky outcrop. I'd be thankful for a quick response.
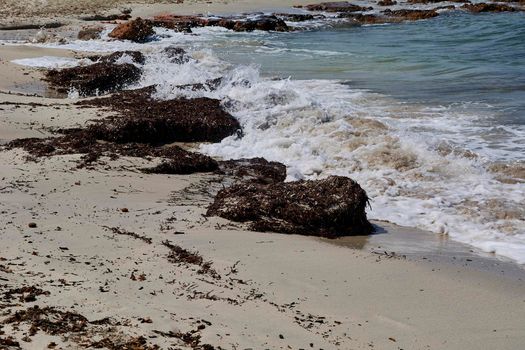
[340,13,387,24]
[152,14,290,32]
[382,9,440,20]
[377,0,397,6]
[218,158,287,184]
[207,176,373,237]
[108,18,154,42]
[45,62,142,96]
[163,47,191,64]
[301,1,373,12]
[461,3,518,12]
[341,9,439,24]
[77,26,103,40]
[78,86,241,144]
[79,13,131,21]
[274,13,318,21]
[407,0,467,3]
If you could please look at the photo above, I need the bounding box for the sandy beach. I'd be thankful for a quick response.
[1,1,525,349]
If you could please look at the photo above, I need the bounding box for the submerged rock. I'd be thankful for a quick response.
[218,158,287,184]
[382,9,440,20]
[461,3,518,12]
[163,46,191,64]
[109,18,154,42]
[302,2,372,12]
[45,62,141,96]
[207,176,373,237]
[77,26,103,40]
[340,9,439,24]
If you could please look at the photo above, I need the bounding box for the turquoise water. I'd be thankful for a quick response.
[210,11,525,131]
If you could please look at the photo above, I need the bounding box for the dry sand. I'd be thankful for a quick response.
[1,4,525,349]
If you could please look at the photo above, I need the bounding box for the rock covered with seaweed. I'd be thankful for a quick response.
[207,176,373,237]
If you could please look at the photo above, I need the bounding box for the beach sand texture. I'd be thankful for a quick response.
[1,1,525,349]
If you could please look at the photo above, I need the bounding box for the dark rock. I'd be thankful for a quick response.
[342,9,439,23]
[207,175,373,237]
[175,78,223,92]
[79,13,131,21]
[45,62,141,96]
[163,46,191,64]
[79,86,241,144]
[461,2,517,12]
[233,16,289,32]
[108,18,154,42]
[274,13,318,21]
[152,14,207,32]
[377,0,397,5]
[153,14,289,32]
[408,0,467,3]
[86,50,145,65]
[434,5,457,10]
[304,2,373,12]
[77,26,103,40]
[340,13,387,24]
[218,158,287,184]
[381,9,440,20]
[0,22,62,30]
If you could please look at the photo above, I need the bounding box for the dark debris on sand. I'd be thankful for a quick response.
[7,86,239,171]
[1,306,162,349]
[162,240,220,279]
[90,336,160,350]
[2,286,50,303]
[207,175,373,237]
[3,306,88,336]
[7,133,217,172]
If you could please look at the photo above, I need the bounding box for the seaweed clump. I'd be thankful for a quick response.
[45,62,141,96]
[7,86,238,172]
[78,86,241,144]
[207,175,373,237]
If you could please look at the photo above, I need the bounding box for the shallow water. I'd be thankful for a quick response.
[7,9,525,264]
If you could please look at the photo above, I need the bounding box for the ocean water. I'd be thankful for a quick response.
[10,10,525,263]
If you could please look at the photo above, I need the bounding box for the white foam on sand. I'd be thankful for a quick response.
[11,55,82,68]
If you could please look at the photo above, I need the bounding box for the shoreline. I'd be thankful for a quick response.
[1,2,525,349]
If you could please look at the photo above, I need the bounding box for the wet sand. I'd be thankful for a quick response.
[1,5,525,350]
